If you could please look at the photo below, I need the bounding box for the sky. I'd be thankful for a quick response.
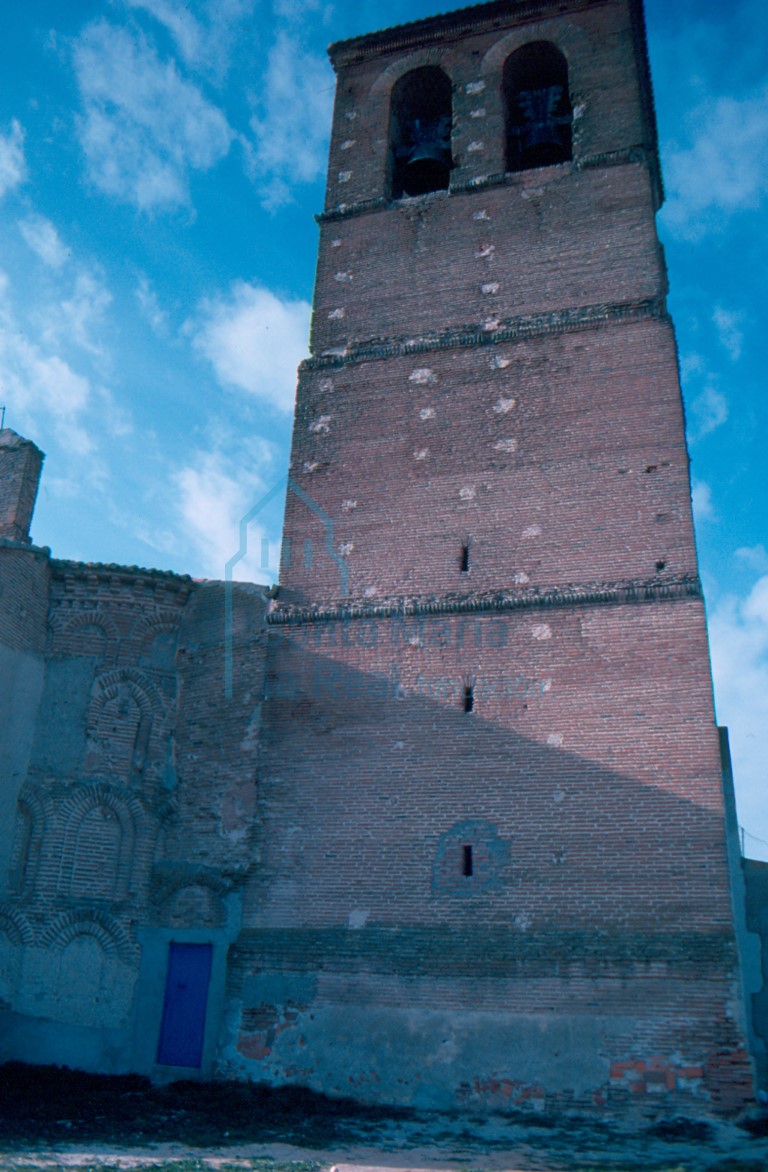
[0,0,766,857]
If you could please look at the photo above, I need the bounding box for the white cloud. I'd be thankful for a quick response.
[662,89,768,238]
[688,383,728,441]
[173,443,276,581]
[712,305,745,361]
[33,270,113,360]
[248,31,333,209]
[691,480,715,524]
[709,577,768,859]
[125,0,257,78]
[736,544,768,574]
[18,215,69,268]
[73,21,233,211]
[0,120,27,197]
[135,274,168,335]
[190,281,309,411]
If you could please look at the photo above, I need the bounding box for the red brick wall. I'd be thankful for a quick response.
[0,431,44,546]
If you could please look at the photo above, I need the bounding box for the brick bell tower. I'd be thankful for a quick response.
[230,0,755,1113]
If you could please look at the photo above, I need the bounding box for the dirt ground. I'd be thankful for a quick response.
[0,1064,767,1172]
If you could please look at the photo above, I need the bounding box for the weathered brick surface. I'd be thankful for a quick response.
[0,430,44,546]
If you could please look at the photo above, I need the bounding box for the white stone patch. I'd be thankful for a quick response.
[493,437,517,453]
[338,170,352,183]
[475,243,495,258]
[513,572,529,585]
[494,397,516,414]
[522,524,542,538]
[341,499,358,511]
[407,634,422,647]
[520,187,544,201]
[482,282,500,295]
[345,110,357,121]
[302,461,319,474]
[483,319,501,331]
[309,415,331,434]
[330,239,342,248]
[339,541,354,556]
[413,448,429,461]
[334,271,352,282]
[491,354,512,369]
[514,912,532,931]
[459,486,476,501]
[394,740,405,749]
[532,623,552,640]
[348,909,369,930]
[553,787,565,803]
[472,209,490,221]
[409,367,436,386]
[470,107,487,119]
[541,678,553,693]
[328,307,345,320]
[319,378,334,393]
[466,80,486,95]
[547,732,564,748]
[340,140,356,151]
[364,585,378,597]
[467,140,485,153]
[469,175,489,186]
[419,406,436,420]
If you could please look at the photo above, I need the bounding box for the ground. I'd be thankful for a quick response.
[0,1065,767,1172]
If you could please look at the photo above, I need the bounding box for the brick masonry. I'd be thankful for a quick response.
[0,0,761,1117]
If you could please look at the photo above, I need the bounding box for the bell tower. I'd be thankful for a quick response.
[232,0,755,1114]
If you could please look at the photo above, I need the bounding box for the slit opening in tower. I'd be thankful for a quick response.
[504,42,572,173]
[462,844,474,877]
[460,541,470,573]
[389,66,453,199]
[464,684,474,713]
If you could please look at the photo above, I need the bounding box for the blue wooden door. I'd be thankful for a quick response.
[156,942,213,1067]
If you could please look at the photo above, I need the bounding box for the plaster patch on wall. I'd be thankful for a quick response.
[409,368,436,386]
[541,678,553,693]
[340,140,356,151]
[514,912,533,931]
[482,283,500,295]
[483,319,501,331]
[493,438,517,453]
[467,141,485,153]
[470,108,487,119]
[345,110,357,121]
[302,461,319,474]
[334,272,352,282]
[547,732,564,747]
[319,378,334,393]
[338,171,352,183]
[328,308,345,320]
[494,397,516,414]
[341,499,358,511]
[466,80,486,94]
[364,586,378,597]
[309,416,331,434]
[413,448,429,461]
[348,909,369,929]
[553,787,566,803]
[490,354,512,369]
[472,209,490,221]
[475,243,495,258]
[339,542,354,556]
[330,239,342,248]
[419,407,436,420]
[459,486,476,501]
[532,624,552,640]
[521,187,544,200]
[522,525,542,538]
[513,572,529,585]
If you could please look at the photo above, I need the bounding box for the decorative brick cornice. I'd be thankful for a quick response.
[50,558,193,595]
[317,145,657,225]
[303,296,667,371]
[328,0,605,70]
[267,574,702,627]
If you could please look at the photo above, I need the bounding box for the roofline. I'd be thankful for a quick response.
[328,0,607,69]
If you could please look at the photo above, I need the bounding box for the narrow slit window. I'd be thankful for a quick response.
[460,542,470,572]
[462,844,474,876]
[464,684,474,713]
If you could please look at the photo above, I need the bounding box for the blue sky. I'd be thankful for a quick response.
[0,0,766,857]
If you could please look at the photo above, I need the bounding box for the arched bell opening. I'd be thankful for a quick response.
[503,42,572,173]
[389,66,453,199]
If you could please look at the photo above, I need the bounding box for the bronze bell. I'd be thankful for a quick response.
[397,115,452,197]
[515,85,571,164]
